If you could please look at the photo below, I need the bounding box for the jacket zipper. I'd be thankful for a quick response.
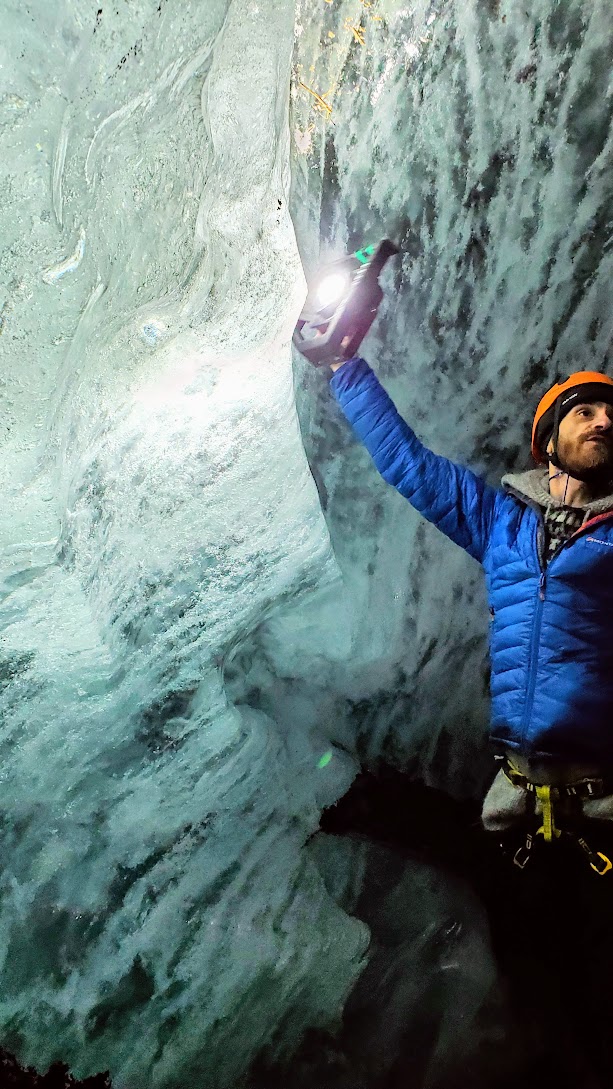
[506,493,613,747]
[519,514,546,746]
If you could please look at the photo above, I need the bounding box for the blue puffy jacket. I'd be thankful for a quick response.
[331,357,613,764]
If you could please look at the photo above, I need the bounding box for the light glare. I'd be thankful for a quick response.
[316,272,349,307]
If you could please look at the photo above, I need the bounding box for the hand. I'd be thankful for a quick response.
[330,336,352,372]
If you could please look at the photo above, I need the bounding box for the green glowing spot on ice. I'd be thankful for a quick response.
[318,751,333,769]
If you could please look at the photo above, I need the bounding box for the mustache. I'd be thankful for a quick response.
[582,431,613,443]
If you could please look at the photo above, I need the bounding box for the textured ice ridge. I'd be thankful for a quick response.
[0,1,365,1085]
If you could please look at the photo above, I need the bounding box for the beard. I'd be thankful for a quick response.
[556,433,613,487]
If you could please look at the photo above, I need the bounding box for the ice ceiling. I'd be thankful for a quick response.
[1,0,612,1085]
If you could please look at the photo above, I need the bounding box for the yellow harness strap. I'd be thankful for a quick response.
[535,784,559,843]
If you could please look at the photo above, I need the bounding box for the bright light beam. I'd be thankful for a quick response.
[315,272,350,307]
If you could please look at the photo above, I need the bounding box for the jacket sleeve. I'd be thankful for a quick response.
[330,357,499,564]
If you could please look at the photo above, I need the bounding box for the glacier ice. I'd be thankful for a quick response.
[1,1,366,1084]
[1,0,613,1084]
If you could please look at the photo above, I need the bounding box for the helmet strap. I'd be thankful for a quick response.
[547,394,564,469]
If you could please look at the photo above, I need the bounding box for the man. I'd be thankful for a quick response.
[329,354,613,864]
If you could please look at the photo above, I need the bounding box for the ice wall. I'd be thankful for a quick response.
[1,2,366,1085]
[1,0,613,1085]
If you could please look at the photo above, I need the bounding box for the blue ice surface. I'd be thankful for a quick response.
[1,0,612,1083]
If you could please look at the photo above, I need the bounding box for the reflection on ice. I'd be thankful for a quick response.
[42,228,86,285]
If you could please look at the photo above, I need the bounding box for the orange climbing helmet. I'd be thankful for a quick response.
[531,371,613,464]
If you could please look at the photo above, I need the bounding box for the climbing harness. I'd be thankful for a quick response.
[503,759,613,875]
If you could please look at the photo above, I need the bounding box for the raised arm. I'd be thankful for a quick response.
[330,357,499,564]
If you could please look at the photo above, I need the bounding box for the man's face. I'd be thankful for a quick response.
[549,401,613,479]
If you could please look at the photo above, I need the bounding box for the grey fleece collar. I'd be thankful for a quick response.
[502,468,613,519]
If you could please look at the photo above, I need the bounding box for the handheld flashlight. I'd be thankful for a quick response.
[293,239,399,367]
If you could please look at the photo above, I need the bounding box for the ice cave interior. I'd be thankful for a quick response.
[1,0,613,1086]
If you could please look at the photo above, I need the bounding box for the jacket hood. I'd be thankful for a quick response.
[502,468,613,519]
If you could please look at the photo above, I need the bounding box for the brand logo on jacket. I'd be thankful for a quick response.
[586,536,613,549]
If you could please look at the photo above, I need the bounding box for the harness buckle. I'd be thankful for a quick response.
[591,853,613,876]
[513,834,533,869]
[574,837,612,876]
